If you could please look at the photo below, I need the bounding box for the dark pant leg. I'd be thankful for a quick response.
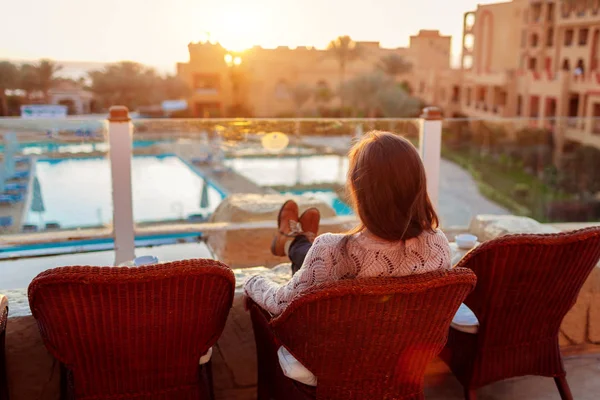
[288,235,312,275]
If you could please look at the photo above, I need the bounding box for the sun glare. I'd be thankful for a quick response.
[214,2,263,52]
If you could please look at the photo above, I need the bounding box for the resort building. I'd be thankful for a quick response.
[176,30,452,117]
[439,0,600,153]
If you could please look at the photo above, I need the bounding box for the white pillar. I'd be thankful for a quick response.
[108,106,135,265]
[419,107,442,209]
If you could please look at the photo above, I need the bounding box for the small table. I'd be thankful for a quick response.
[450,242,479,267]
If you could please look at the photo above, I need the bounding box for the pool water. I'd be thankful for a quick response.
[282,190,354,216]
[225,155,349,186]
[0,140,169,155]
[226,156,354,215]
[26,155,225,229]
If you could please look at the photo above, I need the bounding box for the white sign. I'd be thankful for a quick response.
[161,100,188,112]
[21,105,68,119]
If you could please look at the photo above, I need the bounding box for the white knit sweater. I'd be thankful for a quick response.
[244,229,451,315]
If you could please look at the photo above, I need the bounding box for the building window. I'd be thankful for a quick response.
[579,28,589,46]
[564,29,574,46]
[517,95,523,116]
[575,59,585,76]
[576,0,587,16]
[530,96,540,118]
[532,3,542,22]
[529,57,538,71]
[593,0,600,15]
[452,86,460,103]
[561,1,572,18]
[548,3,555,22]
[593,103,600,134]
[547,28,554,47]
[466,88,472,106]
[562,59,571,71]
[531,33,539,47]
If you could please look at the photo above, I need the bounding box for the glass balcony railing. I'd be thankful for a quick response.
[442,117,600,224]
[2,114,600,263]
[0,118,108,236]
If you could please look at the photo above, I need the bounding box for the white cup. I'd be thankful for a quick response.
[455,234,478,250]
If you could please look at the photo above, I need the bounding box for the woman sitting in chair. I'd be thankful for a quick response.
[244,131,451,315]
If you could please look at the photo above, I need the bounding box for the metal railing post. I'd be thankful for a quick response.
[419,107,442,209]
[108,106,135,265]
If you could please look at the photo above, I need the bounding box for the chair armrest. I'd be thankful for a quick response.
[0,295,7,334]
[245,296,275,321]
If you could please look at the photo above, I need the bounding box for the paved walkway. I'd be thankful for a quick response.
[302,135,510,227]
[438,159,509,227]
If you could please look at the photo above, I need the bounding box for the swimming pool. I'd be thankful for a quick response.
[25,155,225,229]
[225,155,349,186]
[281,189,354,216]
[0,140,169,155]
[226,155,354,215]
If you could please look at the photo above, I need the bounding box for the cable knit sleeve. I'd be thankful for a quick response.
[244,235,337,315]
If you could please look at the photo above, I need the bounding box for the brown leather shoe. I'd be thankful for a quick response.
[271,200,300,256]
[299,207,320,243]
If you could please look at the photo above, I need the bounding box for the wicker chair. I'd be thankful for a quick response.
[441,227,600,400]
[0,295,8,400]
[28,259,235,400]
[248,268,477,400]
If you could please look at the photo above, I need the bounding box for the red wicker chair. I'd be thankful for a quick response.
[28,259,235,400]
[441,227,600,400]
[248,268,477,400]
[0,295,8,400]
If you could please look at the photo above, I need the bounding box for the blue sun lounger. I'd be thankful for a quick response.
[4,183,27,192]
[0,216,13,228]
[10,170,30,179]
[0,193,24,204]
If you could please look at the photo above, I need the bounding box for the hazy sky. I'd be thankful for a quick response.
[1,0,501,72]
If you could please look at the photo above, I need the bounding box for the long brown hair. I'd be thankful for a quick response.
[346,131,438,241]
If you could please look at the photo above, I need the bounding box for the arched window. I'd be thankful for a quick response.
[575,59,585,76]
[531,33,539,47]
[562,58,571,71]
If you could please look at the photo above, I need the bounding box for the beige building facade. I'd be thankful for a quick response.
[177,30,451,118]
[177,0,600,152]
[429,0,600,154]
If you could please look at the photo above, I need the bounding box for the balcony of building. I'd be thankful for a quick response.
[557,0,600,24]
[1,110,600,400]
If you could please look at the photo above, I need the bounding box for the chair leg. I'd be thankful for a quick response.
[464,388,477,400]
[554,376,574,400]
[206,361,216,400]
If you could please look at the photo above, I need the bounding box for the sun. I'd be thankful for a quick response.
[214,3,264,52]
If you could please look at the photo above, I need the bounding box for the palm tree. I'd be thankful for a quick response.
[341,72,420,118]
[341,72,388,117]
[290,84,312,116]
[377,54,412,80]
[377,86,421,118]
[327,36,362,111]
[0,61,19,115]
[37,59,62,103]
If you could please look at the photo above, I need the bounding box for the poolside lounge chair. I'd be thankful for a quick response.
[0,217,12,230]
[248,268,476,400]
[0,295,8,400]
[3,183,26,192]
[9,171,29,180]
[0,194,23,205]
[441,227,600,400]
[28,259,235,400]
